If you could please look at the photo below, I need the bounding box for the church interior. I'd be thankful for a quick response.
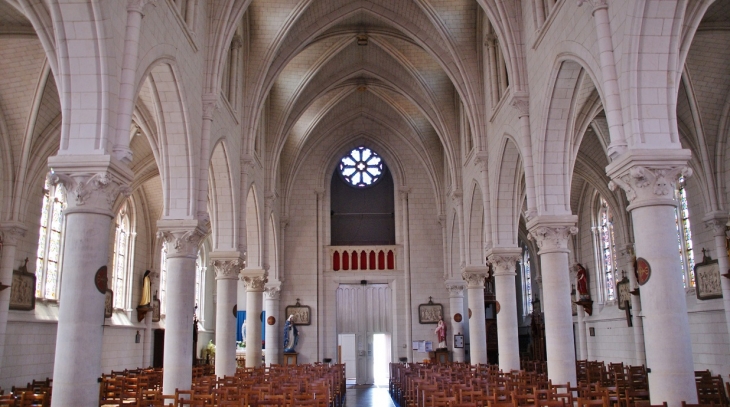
[0,0,729,405]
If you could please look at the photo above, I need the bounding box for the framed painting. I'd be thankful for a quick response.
[285,303,311,325]
[695,254,722,300]
[418,298,443,324]
[616,275,631,311]
[152,298,161,322]
[104,289,113,318]
[454,334,464,349]
[9,259,35,311]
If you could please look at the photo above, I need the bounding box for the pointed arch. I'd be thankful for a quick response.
[493,136,524,246]
[209,139,236,250]
[246,185,261,268]
[268,213,279,281]
[467,180,484,266]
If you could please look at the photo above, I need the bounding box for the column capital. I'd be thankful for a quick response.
[241,269,268,292]
[48,155,133,216]
[527,215,578,255]
[509,92,530,118]
[702,211,728,237]
[127,0,156,14]
[486,247,522,276]
[445,279,466,297]
[461,266,489,289]
[0,222,27,246]
[264,281,282,300]
[157,219,207,259]
[212,257,245,280]
[606,149,692,211]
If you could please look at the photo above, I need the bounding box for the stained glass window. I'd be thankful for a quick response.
[338,146,384,187]
[195,249,205,320]
[160,243,168,315]
[675,176,695,287]
[36,178,65,299]
[598,198,617,301]
[520,244,533,315]
[112,201,133,309]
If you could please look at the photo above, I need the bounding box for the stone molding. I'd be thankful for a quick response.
[605,149,692,211]
[241,269,268,292]
[0,222,27,246]
[157,220,207,259]
[264,283,281,300]
[509,92,529,118]
[213,258,245,280]
[526,216,578,255]
[461,266,489,289]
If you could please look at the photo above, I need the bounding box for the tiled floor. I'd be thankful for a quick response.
[344,385,397,406]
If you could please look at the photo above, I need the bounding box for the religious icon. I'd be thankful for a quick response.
[636,257,651,286]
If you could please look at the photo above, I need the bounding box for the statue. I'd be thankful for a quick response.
[283,315,299,353]
[435,318,447,349]
[576,263,589,300]
[139,270,152,308]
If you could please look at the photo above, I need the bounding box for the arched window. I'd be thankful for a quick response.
[195,248,206,321]
[36,178,65,299]
[676,176,695,287]
[520,243,533,316]
[160,243,168,315]
[597,198,617,302]
[112,200,134,309]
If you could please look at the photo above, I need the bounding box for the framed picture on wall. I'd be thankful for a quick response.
[418,297,443,324]
[695,253,722,300]
[285,300,311,325]
[9,259,35,311]
[454,334,464,349]
[152,298,161,322]
[616,274,631,310]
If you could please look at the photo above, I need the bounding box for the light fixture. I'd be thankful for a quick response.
[135,330,140,343]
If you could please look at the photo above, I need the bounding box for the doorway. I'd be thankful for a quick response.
[336,283,392,385]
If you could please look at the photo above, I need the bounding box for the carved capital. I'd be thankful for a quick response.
[231,34,243,50]
[461,268,488,289]
[510,93,530,118]
[445,281,466,297]
[528,225,578,254]
[487,252,521,276]
[241,269,268,292]
[264,285,281,300]
[157,221,206,259]
[0,223,27,246]
[213,258,245,280]
[50,171,131,215]
[609,165,691,207]
[127,0,156,13]
[703,212,728,237]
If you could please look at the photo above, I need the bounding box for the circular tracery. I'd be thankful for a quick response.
[338,146,384,187]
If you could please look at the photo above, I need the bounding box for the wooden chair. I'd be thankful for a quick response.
[577,396,610,407]
[634,402,668,407]
[624,389,651,407]
[537,400,565,407]
[0,394,16,407]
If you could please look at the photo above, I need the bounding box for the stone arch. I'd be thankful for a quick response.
[449,210,460,279]
[467,180,484,266]
[246,185,262,268]
[209,139,236,251]
[136,59,195,219]
[493,135,523,246]
[268,213,279,281]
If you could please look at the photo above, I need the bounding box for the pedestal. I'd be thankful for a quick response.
[433,349,449,364]
[283,352,298,366]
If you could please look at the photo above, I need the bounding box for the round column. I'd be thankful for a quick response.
[212,257,243,378]
[264,283,281,365]
[158,221,205,395]
[445,280,466,362]
[242,270,267,368]
[462,267,488,365]
[0,224,26,370]
[607,152,696,405]
[704,213,730,375]
[528,219,578,386]
[488,250,522,372]
[49,167,132,407]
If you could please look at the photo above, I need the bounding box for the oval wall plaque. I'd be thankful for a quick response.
[636,257,651,286]
[267,316,276,325]
[453,313,462,323]
[94,266,108,294]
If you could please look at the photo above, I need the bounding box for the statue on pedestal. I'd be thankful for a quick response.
[283,315,299,353]
[435,318,447,349]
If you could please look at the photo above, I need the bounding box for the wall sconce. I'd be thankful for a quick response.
[135,330,140,343]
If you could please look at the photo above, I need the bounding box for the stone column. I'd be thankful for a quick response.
[462,266,489,364]
[487,248,522,372]
[0,223,26,369]
[241,269,267,367]
[607,150,696,404]
[264,282,281,365]
[211,254,244,378]
[47,157,132,407]
[576,304,588,360]
[445,279,466,362]
[704,213,730,373]
[157,219,206,395]
[527,216,578,386]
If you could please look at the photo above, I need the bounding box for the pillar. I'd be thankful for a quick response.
[211,254,244,378]
[619,243,646,366]
[241,269,267,367]
[527,216,578,386]
[445,279,466,362]
[264,282,281,365]
[704,213,730,375]
[0,223,26,369]
[488,248,522,372]
[157,219,206,395]
[462,266,489,365]
[607,150,696,405]
[48,157,132,406]
[576,304,588,360]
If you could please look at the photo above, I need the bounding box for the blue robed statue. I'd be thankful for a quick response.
[283,315,299,353]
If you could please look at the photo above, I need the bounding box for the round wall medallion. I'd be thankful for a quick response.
[468,308,472,319]
[453,313,462,323]
[495,301,501,314]
[267,316,276,325]
[94,266,108,294]
[232,304,237,318]
[636,257,651,286]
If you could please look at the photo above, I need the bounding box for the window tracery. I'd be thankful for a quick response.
[36,178,65,299]
[338,147,384,188]
[112,200,134,309]
[675,176,695,288]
